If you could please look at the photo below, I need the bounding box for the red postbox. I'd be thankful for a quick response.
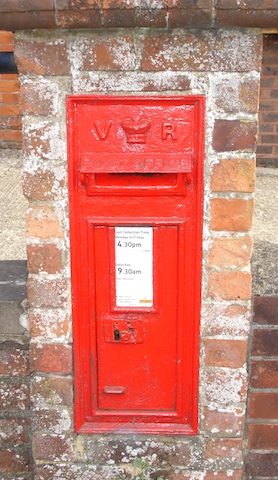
[67,96,204,434]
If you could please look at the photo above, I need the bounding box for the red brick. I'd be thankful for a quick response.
[1,92,19,104]
[254,296,278,325]
[204,339,247,368]
[30,343,72,374]
[208,271,252,300]
[29,310,69,339]
[248,424,278,449]
[103,8,136,27]
[206,370,247,404]
[22,169,65,201]
[250,360,278,389]
[251,328,278,356]
[57,10,102,29]
[0,379,30,410]
[203,407,245,434]
[0,448,31,474]
[32,407,72,434]
[27,277,67,308]
[0,79,20,93]
[15,38,70,76]
[26,206,63,239]
[167,8,212,28]
[205,438,243,461]
[213,120,257,152]
[211,159,255,192]
[0,104,19,116]
[32,433,74,462]
[208,236,252,268]
[245,452,278,477]
[248,392,278,419]
[27,244,63,274]
[31,375,73,406]
[0,342,29,376]
[210,198,254,231]
[0,418,30,445]
[0,31,14,44]
[0,129,22,143]
[75,35,136,71]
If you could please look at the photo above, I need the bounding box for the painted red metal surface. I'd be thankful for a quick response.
[67,96,205,434]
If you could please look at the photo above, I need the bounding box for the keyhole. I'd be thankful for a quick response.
[114,329,120,341]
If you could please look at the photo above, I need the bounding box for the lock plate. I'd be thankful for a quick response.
[104,319,145,344]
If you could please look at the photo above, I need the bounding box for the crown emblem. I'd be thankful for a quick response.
[121,115,151,144]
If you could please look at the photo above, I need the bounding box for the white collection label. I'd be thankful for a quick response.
[115,227,153,307]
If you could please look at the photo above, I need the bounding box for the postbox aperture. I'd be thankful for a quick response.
[67,95,204,434]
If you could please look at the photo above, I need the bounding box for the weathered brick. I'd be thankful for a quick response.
[31,375,73,406]
[22,168,65,201]
[74,35,136,71]
[0,378,30,410]
[32,433,74,462]
[20,79,60,116]
[15,38,70,76]
[208,271,252,300]
[0,341,29,376]
[30,343,72,374]
[26,206,63,239]
[27,277,67,308]
[0,448,32,474]
[210,198,254,232]
[248,424,278,449]
[0,418,30,446]
[251,328,278,356]
[73,71,191,93]
[248,392,278,419]
[32,406,72,434]
[206,369,247,404]
[203,407,245,434]
[204,438,243,461]
[211,159,255,192]
[27,244,63,274]
[208,236,252,268]
[245,452,278,477]
[213,120,257,152]
[204,471,242,480]
[29,310,69,339]
[214,77,260,114]
[23,121,65,161]
[204,339,247,368]
[202,301,250,337]
[141,31,261,72]
[250,359,278,389]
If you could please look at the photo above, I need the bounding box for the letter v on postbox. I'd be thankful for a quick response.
[67,96,205,434]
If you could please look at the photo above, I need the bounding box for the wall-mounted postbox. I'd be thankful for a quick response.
[67,96,204,434]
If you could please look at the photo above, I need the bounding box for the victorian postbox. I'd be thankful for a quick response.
[67,96,204,434]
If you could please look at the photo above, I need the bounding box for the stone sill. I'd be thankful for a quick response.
[1,1,278,31]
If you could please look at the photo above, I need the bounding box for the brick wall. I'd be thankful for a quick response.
[0,31,22,149]
[14,28,260,479]
[245,297,278,479]
[257,35,278,168]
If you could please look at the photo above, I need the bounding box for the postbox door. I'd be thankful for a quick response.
[93,223,181,413]
[67,95,204,434]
